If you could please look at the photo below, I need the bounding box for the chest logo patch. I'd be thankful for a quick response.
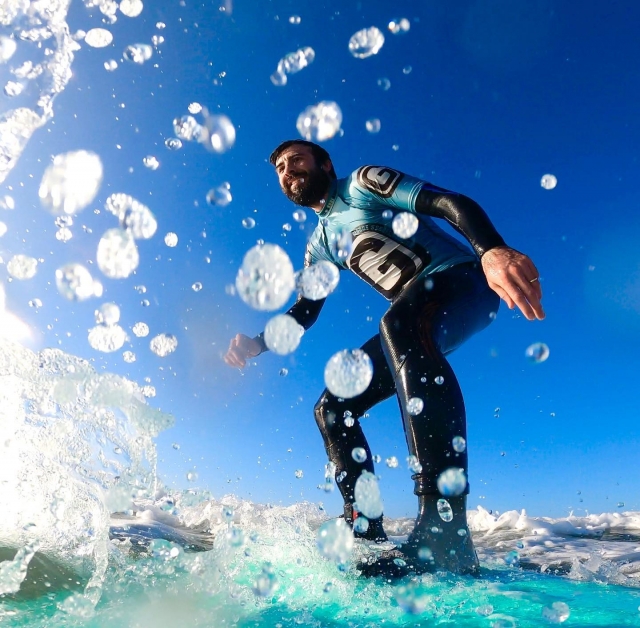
[356,166,404,198]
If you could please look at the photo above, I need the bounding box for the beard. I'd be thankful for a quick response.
[282,166,331,207]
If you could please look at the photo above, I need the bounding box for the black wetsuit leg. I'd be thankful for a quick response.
[314,334,395,509]
[379,261,500,497]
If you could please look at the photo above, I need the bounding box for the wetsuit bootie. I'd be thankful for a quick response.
[344,504,388,543]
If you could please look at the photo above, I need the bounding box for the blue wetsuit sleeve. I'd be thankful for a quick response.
[415,184,506,258]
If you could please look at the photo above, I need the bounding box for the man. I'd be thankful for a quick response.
[224,140,544,577]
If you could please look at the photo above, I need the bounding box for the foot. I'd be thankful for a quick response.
[357,545,433,579]
[342,506,388,543]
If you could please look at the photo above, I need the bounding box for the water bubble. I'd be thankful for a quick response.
[95,302,120,325]
[295,261,340,300]
[348,26,385,59]
[55,227,72,242]
[386,456,398,468]
[123,43,152,64]
[164,232,178,247]
[165,138,182,150]
[289,15,301,24]
[264,314,304,355]
[437,499,453,523]
[542,602,570,624]
[252,563,278,597]
[282,223,292,232]
[106,194,157,239]
[418,546,433,561]
[372,454,381,463]
[392,212,419,238]
[406,397,423,415]
[206,182,232,207]
[504,550,519,566]
[316,519,354,564]
[329,226,353,261]
[402,65,413,75]
[97,228,139,278]
[200,113,236,153]
[7,255,37,280]
[540,174,557,190]
[156,22,166,29]
[150,333,178,357]
[354,471,383,519]
[279,47,315,75]
[88,324,127,352]
[344,416,355,427]
[380,210,393,221]
[353,516,369,535]
[104,60,118,71]
[173,115,202,142]
[365,118,381,133]
[39,151,103,216]
[476,605,494,616]
[0,195,14,210]
[406,455,422,473]
[192,282,202,292]
[242,217,255,229]
[0,36,17,62]
[452,436,466,453]
[270,69,287,86]
[279,368,288,377]
[186,470,198,482]
[377,77,391,90]
[437,468,467,497]
[617,501,625,508]
[142,386,156,397]
[395,581,429,615]
[293,209,306,222]
[132,322,149,337]
[235,243,295,311]
[123,351,136,363]
[388,18,411,34]
[525,342,549,363]
[151,34,164,46]
[172,443,180,450]
[119,0,143,18]
[351,447,367,463]
[324,349,373,398]
[84,28,113,48]
[4,81,23,97]
[392,144,400,151]
[28,298,42,309]
[188,102,202,114]
[296,101,342,142]
[55,264,95,301]
[457,528,467,536]
[435,375,444,385]
[294,469,303,479]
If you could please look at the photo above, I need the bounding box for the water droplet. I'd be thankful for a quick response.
[452,436,466,453]
[164,232,178,247]
[504,550,519,566]
[365,118,381,133]
[123,43,152,64]
[437,498,453,522]
[252,563,278,596]
[192,282,203,292]
[402,65,412,75]
[316,518,354,564]
[457,528,467,536]
[188,102,202,114]
[200,113,236,153]
[84,28,113,48]
[275,47,315,84]
[354,471,383,519]
[392,212,419,238]
[132,322,149,337]
[348,26,385,59]
[406,397,423,415]
[28,298,42,309]
[324,349,373,399]
[434,375,444,385]
[395,581,429,615]
[97,228,139,278]
[293,209,306,222]
[289,15,301,24]
[353,516,369,534]
[164,138,182,150]
[406,455,422,473]
[344,416,355,427]
[617,501,625,509]
[418,546,433,561]
[264,314,304,355]
[151,34,164,46]
[542,602,570,624]
[329,226,353,261]
[386,456,398,468]
[186,470,198,482]
[282,222,292,232]
[0,36,17,62]
[119,0,143,17]
[95,302,120,325]
[475,604,494,617]
[0,195,14,210]
[388,18,410,34]
[206,183,232,207]
[242,217,255,229]
[55,227,73,242]
[173,115,202,142]
[295,261,340,300]
[235,244,295,311]
[377,77,391,91]
[88,324,126,352]
[525,342,550,363]
[7,254,37,280]
[39,150,103,216]
[540,174,557,190]
[351,447,367,463]
[372,454,381,463]
[105,194,157,239]
[296,101,343,142]
[437,467,467,496]
[104,59,118,71]
[150,333,178,357]
[294,469,303,479]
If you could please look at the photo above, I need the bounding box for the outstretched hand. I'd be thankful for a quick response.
[224,334,262,368]
[481,246,545,321]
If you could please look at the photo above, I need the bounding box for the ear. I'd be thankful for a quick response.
[321,160,333,174]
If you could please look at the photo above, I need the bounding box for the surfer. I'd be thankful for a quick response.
[224,140,544,577]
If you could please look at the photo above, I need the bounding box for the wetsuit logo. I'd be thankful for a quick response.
[357,166,404,198]
[348,231,430,300]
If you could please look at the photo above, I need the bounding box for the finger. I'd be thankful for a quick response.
[510,270,545,320]
[225,348,245,368]
[489,283,515,309]
[522,260,543,300]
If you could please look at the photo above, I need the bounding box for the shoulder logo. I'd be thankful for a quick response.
[356,165,404,198]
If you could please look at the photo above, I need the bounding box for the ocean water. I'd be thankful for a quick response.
[2,0,640,625]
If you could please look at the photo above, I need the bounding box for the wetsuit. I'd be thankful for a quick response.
[255,165,503,525]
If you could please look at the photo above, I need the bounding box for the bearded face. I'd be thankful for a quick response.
[281,163,331,207]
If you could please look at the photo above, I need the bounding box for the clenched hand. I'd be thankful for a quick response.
[224,334,262,368]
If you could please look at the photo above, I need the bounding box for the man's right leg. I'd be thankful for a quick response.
[314,334,396,541]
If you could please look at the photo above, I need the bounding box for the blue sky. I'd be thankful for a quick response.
[1,0,639,519]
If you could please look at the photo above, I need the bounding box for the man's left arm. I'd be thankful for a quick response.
[415,184,545,321]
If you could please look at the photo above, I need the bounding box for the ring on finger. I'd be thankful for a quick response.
[528,277,539,283]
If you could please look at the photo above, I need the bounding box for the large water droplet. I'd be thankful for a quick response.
[388,18,410,34]
[365,118,381,133]
[392,212,419,239]
[84,28,113,48]
[452,436,466,453]
[329,227,353,262]
[351,447,367,463]
[95,302,120,325]
[132,322,149,337]
[264,314,304,355]
[252,563,278,597]
[55,264,96,300]
[354,471,383,519]
[295,261,340,300]
[406,455,422,473]
[324,349,373,398]
[540,174,557,190]
[164,138,182,150]
[296,101,342,142]
[0,36,17,62]
[386,456,398,468]
[542,601,570,624]
[200,113,235,153]
[525,342,549,363]
[97,228,139,278]
[7,255,37,280]
[173,115,202,142]
[348,27,385,58]
[88,324,126,352]
[206,183,232,207]
[164,232,178,247]
[39,151,103,216]
[406,397,423,415]
[150,333,178,357]
[437,498,453,522]
[316,519,354,564]
[437,468,467,497]
[119,0,143,18]
[123,43,152,64]
[235,244,295,311]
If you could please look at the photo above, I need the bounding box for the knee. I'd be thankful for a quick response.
[314,392,338,437]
